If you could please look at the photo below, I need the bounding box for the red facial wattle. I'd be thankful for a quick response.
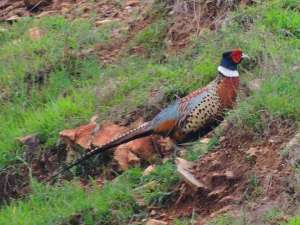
[231,50,243,63]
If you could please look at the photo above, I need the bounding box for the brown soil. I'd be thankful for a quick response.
[95,16,153,64]
[0,142,67,204]
[164,0,255,55]
[1,2,292,225]
[152,118,297,224]
[1,0,132,21]
[0,0,153,64]
[0,165,30,204]
[1,0,255,63]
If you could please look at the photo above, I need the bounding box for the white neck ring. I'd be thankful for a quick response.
[218,66,239,77]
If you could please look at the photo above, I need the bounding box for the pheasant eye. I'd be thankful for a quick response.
[231,50,242,63]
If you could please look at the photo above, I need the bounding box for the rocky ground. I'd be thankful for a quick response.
[1,0,299,224]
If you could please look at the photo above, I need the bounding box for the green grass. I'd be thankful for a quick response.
[0,162,177,225]
[0,169,142,225]
[208,214,244,225]
[140,161,179,206]
[1,0,300,224]
[129,18,168,58]
[287,217,300,225]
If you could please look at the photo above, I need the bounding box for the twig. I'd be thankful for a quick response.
[29,0,46,12]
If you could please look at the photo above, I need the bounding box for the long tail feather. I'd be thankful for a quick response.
[45,122,153,182]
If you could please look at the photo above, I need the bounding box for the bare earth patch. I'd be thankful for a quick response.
[150,119,297,224]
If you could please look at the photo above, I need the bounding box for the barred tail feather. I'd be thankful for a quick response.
[46,122,153,182]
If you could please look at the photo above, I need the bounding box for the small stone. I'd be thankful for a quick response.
[292,65,300,72]
[6,15,20,22]
[210,160,222,170]
[95,19,118,27]
[175,157,194,171]
[60,122,97,149]
[246,147,259,160]
[200,137,210,144]
[225,170,236,180]
[125,6,133,13]
[248,78,263,92]
[0,27,8,32]
[61,3,72,14]
[150,210,157,216]
[143,165,155,176]
[114,147,140,170]
[177,161,209,191]
[36,10,56,18]
[219,136,226,143]
[219,195,241,204]
[208,186,227,198]
[28,27,43,41]
[18,134,40,163]
[126,0,140,7]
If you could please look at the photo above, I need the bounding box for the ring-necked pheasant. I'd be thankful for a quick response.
[48,49,249,181]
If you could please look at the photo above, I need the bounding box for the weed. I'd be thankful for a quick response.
[129,18,168,58]
[243,174,263,200]
[286,216,300,225]
[208,213,244,225]
[1,0,300,224]
[140,161,179,206]
[263,208,285,224]
[184,136,218,161]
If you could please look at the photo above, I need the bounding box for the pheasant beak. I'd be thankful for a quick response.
[241,53,250,59]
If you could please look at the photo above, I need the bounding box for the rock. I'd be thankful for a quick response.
[0,27,8,33]
[60,120,160,170]
[61,2,72,14]
[219,120,230,131]
[36,10,56,18]
[95,19,118,27]
[18,134,40,163]
[6,15,20,23]
[175,157,194,171]
[114,136,157,170]
[150,210,157,216]
[122,136,157,160]
[218,195,241,204]
[114,147,140,170]
[143,165,155,176]
[28,27,43,41]
[200,137,210,144]
[92,122,127,147]
[248,78,263,92]
[224,170,236,180]
[146,219,167,225]
[68,213,84,225]
[126,0,140,7]
[292,65,300,72]
[208,186,227,198]
[60,122,97,149]
[246,147,260,160]
[176,159,209,192]
[158,137,176,153]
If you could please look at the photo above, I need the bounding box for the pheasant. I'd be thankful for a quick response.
[48,49,249,181]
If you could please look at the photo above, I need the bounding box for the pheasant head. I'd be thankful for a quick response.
[218,49,249,77]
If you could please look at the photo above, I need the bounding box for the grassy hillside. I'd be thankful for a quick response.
[0,0,300,224]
